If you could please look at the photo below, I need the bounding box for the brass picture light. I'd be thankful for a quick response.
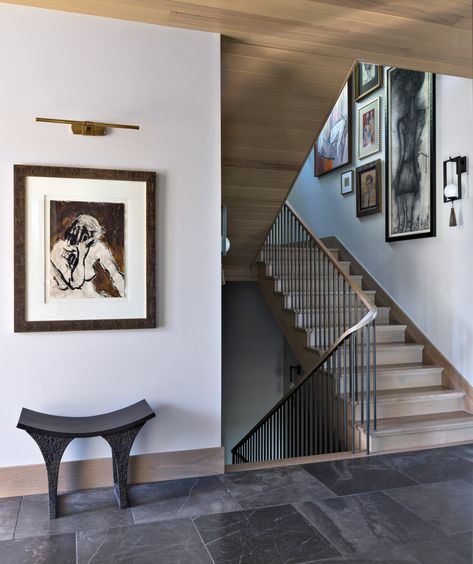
[36,117,139,136]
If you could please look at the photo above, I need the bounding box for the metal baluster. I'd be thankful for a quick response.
[350,334,356,453]
[366,323,371,455]
[373,319,377,431]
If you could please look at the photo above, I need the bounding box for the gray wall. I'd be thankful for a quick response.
[223,283,296,463]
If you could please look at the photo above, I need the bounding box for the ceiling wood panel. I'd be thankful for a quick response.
[4,0,471,273]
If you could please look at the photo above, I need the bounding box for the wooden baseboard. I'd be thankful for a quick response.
[323,236,473,414]
[0,446,224,498]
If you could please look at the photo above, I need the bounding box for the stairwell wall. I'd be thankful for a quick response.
[0,5,221,467]
[288,73,473,385]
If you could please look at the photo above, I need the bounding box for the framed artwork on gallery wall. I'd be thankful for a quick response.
[14,165,157,332]
[314,80,352,176]
[385,69,436,242]
[356,159,382,217]
[340,170,354,195]
[358,97,381,160]
[355,63,383,102]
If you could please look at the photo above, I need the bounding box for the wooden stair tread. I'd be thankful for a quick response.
[377,363,442,374]
[368,386,465,403]
[361,411,473,436]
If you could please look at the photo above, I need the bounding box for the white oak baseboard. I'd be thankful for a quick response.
[0,446,224,498]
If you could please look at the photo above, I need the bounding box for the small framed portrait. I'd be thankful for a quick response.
[340,170,354,195]
[356,159,382,217]
[358,97,381,160]
[355,63,383,102]
[14,165,157,332]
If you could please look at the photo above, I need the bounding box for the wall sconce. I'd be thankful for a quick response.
[221,205,230,256]
[443,156,466,227]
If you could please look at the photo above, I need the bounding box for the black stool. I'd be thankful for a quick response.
[17,399,156,519]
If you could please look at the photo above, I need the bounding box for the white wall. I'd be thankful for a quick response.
[289,74,473,384]
[0,4,221,466]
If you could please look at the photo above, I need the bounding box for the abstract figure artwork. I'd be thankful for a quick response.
[50,201,125,299]
[386,69,436,242]
[14,165,157,332]
[314,81,351,176]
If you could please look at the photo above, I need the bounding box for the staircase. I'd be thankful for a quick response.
[231,202,473,464]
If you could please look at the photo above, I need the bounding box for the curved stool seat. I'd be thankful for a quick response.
[17,400,156,519]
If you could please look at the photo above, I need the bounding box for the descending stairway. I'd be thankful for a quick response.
[267,238,473,454]
[232,202,473,463]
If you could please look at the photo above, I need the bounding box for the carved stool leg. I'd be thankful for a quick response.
[27,432,73,519]
[102,425,142,509]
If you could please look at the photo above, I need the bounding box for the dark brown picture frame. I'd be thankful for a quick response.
[356,159,382,217]
[355,63,383,102]
[14,165,156,332]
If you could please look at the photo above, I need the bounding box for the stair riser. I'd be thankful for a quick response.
[285,292,375,309]
[295,307,390,326]
[269,263,351,277]
[352,397,465,420]
[323,346,423,368]
[306,326,405,347]
[274,276,363,292]
[338,370,443,392]
[263,250,340,260]
[366,426,473,453]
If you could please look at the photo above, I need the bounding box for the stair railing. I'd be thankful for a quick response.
[231,202,377,464]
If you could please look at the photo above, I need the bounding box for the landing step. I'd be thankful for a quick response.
[358,411,473,452]
[351,386,465,419]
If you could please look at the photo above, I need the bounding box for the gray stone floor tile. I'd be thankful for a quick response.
[219,465,335,509]
[0,497,21,541]
[0,532,75,564]
[385,479,473,536]
[303,456,417,496]
[312,545,419,562]
[76,518,212,564]
[14,486,134,540]
[193,503,340,563]
[129,475,241,524]
[442,443,473,463]
[433,532,473,563]
[399,537,473,564]
[295,491,441,556]
[381,448,473,484]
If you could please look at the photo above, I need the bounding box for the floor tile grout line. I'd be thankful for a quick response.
[291,502,344,559]
[12,496,23,540]
[191,516,217,564]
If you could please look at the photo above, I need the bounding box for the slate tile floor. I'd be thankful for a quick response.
[0,444,472,563]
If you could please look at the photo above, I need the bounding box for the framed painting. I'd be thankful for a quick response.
[355,63,383,102]
[356,159,382,217]
[340,170,354,195]
[314,80,352,176]
[358,97,381,160]
[385,69,436,242]
[14,165,156,332]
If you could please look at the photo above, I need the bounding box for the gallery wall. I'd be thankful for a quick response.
[289,73,473,384]
[0,4,221,466]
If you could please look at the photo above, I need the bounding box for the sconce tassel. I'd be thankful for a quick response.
[449,203,457,227]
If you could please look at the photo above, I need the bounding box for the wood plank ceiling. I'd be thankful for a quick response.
[5,1,472,278]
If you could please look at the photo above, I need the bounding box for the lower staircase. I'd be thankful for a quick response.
[231,202,473,464]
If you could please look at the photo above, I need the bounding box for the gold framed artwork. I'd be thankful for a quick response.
[14,165,157,332]
[358,97,381,160]
[355,63,383,102]
[356,159,382,217]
